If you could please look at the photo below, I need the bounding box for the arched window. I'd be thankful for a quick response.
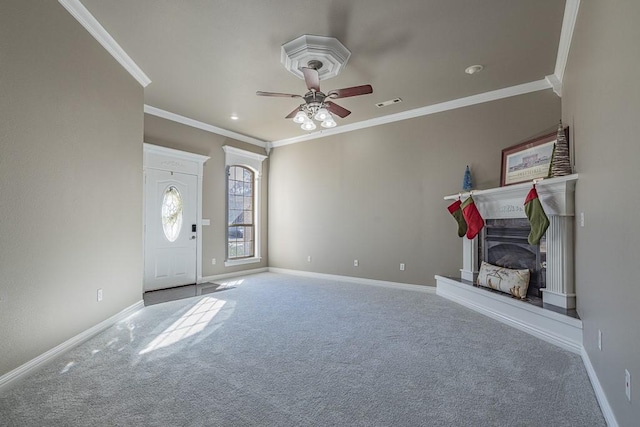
[227,165,254,259]
[223,145,266,266]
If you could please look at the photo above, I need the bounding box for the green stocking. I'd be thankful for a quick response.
[447,199,467,238]
[524,186,550,245]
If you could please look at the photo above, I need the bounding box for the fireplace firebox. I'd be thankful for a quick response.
[479,219,546,298]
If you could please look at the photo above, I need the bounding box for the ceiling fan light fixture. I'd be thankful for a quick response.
[293,110,307,124]
[321,117,336,128]
[261,48,371,133]
[301,118,316,131]
[314,107,330,121]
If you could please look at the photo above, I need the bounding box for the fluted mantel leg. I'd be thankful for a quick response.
[542,215,576,309]
[461,236,479,283]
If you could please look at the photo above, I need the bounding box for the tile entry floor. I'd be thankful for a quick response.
[143,282,228,306]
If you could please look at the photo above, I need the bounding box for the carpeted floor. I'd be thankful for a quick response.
[0,273,605,426]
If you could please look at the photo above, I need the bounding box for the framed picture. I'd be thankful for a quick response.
[500,129,567,186]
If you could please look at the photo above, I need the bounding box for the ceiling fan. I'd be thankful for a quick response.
[256,60,373,131]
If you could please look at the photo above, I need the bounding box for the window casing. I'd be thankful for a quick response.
[222,145,267,267]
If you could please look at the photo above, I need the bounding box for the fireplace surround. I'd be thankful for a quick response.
[452,174,577,309]
[435,174,581,351]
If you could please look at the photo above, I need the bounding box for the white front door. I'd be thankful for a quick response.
[144,169,198,291]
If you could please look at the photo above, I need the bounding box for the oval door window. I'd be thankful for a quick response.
[161,186,183,242]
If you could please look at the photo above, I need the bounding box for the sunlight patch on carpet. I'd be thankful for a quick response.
[139,297,226,355]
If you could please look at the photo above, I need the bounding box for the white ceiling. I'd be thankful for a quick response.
[74,0,569,146]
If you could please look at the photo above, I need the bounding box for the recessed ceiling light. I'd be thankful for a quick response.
[230,115,239,120]
[465,65,484,75]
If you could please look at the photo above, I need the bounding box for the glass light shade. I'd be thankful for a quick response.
[321,117,337,128]
[293,110,307,124]
[314,107,330,121]
[301,119,316,131]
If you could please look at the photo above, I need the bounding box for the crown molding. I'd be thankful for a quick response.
[144,105,268,149]
[554,0,581,84]
[271,79,552,148]
[58,0,151,87]
[545,74,562,97]
[545,0,581,97]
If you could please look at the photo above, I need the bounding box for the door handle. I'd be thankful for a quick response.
[190,236,196,240]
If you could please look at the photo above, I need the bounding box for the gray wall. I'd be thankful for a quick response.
[268,90,560,285]
[562,1,640,424]
[144,115,269,277]
[0,1,144,376]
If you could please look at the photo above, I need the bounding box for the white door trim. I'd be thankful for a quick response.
[143,143,210,283]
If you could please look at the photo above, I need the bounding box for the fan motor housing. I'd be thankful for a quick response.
[303,91,326,104]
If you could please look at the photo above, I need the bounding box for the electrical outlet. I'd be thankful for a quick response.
[212,258,216,265]
[97,289,103,302]
[580,212,585,227]
[626,369,631,402]
[354,259,359,267]
[598,330,602,351]
[307,255,312,262]
[400,263,405,271]
[624,369,631,402]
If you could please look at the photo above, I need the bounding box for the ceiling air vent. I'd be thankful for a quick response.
[376,98,402,108]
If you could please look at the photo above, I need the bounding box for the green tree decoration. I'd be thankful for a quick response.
[462,165,473,191]
[550,121,572,177]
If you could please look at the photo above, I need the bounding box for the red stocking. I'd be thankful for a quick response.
[461,196,485,239]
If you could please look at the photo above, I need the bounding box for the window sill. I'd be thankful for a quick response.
[224,257,262,267]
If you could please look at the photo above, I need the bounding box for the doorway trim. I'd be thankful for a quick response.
[143,143,210,283]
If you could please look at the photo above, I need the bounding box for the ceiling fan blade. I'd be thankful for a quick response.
[301,67,321,92]
[327,85,373,99]
[256,91,302,98]
[324,101,351,118]
[285,107,301,119]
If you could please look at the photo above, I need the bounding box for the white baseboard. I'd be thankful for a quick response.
[581,347,619,427]
[199,267,269,283]
[269,267,437,294]
[0,300,144,390]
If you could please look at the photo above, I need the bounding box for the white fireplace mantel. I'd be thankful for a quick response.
[443,174,579,310]
[444,174,578,218]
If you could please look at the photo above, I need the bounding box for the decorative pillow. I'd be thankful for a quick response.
[477,261,531,300]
